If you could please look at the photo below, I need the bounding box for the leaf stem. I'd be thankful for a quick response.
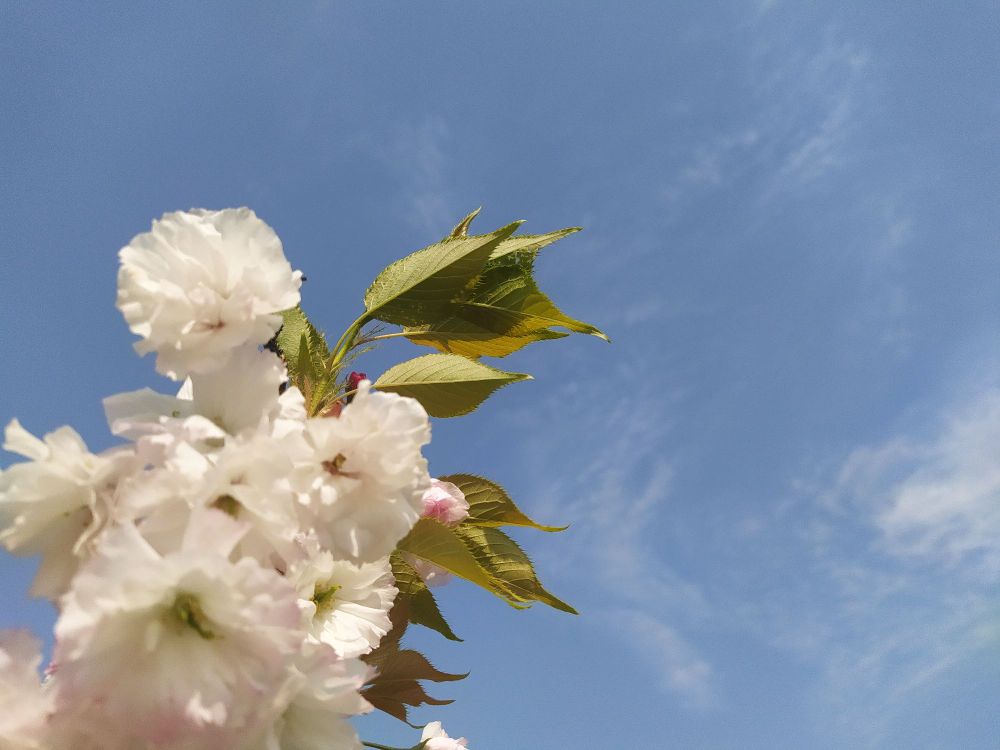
[356,331,413,344]
[328,312,370,372]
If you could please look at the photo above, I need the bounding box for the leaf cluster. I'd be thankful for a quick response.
[272,209,606,418]
[364,474,574,725]
[361,209,608,417]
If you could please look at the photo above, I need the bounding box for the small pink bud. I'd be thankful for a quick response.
[421,479,470,526]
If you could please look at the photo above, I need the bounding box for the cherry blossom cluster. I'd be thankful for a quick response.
[0,209,470,750]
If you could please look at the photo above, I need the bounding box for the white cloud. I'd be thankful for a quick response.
[774,383,1000,744]
[776,91,852,185]
[515,373,715,704]
[609,608,716,708]
[662,27,872,214]
[381,116,456,235]
[836,389,1000,579]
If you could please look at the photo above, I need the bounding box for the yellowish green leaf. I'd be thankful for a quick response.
[452,525,577,614]
[364,221,522,327]
[277,306,329,374]
[403,240,607,358]
[374,354,531,417]
[402,321,567,359]
[396,519,510,598]
[486,226,582,261]
[447,207,482,238]
[440,473,566,532]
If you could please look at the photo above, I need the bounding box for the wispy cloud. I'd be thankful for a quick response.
[381,116,456,234]
[513,372,715,705]
[773,380,1000,745]
[832,388,1000,580]
[608,608,716,709]
[662,26,872,214]
[765,35,870,191]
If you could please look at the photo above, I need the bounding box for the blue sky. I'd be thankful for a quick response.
[2,2,999,748]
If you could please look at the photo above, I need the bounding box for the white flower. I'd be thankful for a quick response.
[295,382,431,563]
[52,509,305,748]
[0,420,130,599]
[130,434,305,572]
[421,721,470,749]
[290,552,397,658]
[196,433,303,568]
[0,630,50,749]
[421,479,469,526]
[109,440,211,554]
[251,642,370,750]
[117,208,302,379]
[104,346,307,470]
[106,346,296,437]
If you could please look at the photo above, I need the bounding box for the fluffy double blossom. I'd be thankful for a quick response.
[0,209,472,749]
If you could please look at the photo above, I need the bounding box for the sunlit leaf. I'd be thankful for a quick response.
[364,221,522,327]
[396,519,512,601]
[452,525,577,614]
[275,306,339,414]
[486,226,582,261]
[403,315,568,359]
[276,306,329,377]
[374,354,531,417]
[440,473,566,532]
[447,207,482,239]
[403,230,606,358]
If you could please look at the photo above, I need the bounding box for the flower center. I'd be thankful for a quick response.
[169,592,217,640]
[322,453,357,477]
[212,494,241,518]
[312,582,342,614]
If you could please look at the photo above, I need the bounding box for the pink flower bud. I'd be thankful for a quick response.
[421,479,470,526]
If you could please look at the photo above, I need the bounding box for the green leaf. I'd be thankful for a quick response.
[274,306,340,414]
[440,474,566,532]
[396,519,518,603]
[464,252,607,338]
[452,525,578,615]
[447,207,482,238]
[374,354,531,417]
[364,221,523,327]
[295,332,316,382]
[486,226,582,261]
[403,234,607,358]
[403,315,569,359]
[276,306,329,376]
[443,207,579,258]
[391,553,462,641]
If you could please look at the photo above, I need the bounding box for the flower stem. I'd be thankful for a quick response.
[328,312,370,372]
